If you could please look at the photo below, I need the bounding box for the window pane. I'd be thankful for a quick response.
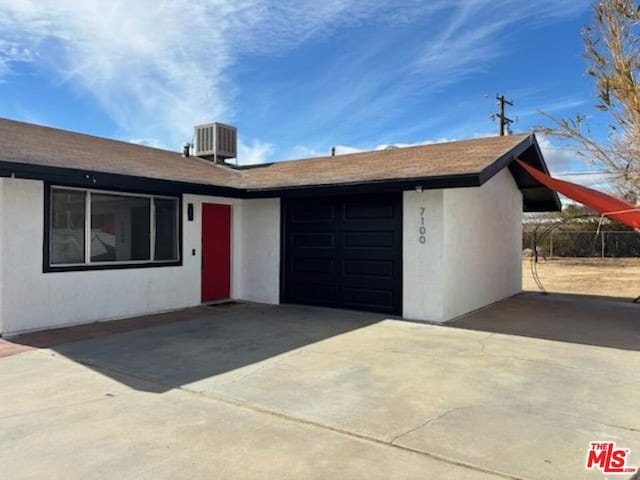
[154,198,179,261]
[90,194,150,262]
[50,189,86,265]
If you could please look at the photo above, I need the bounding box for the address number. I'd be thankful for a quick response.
[419,207,426,244]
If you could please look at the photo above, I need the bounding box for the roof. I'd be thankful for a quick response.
[0,118,560,211]
[242,134,530,189]
[0,118,241,188]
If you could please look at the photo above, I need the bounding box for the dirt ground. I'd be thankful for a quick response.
[523,257,640,300]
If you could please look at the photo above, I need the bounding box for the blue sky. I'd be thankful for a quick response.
[0,0,606,185]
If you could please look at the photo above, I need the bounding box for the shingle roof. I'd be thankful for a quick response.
[242,134,530,190]
[0,118,241,188]
[0,117,532,192]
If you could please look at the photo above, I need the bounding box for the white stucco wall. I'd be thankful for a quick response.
[233,198,281,304]
[443,169,523,319]
[0,169,520,333]
[402,189,446,321]
[403,169,523,322]
[0,179,280,335]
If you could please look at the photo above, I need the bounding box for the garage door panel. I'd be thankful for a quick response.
[342,218,400,230]
[288,222,337,233]
[283,193,402,315]
[343,202,395,220]
[293,257,335,274]
[343,231,394,248]
[341,274,395,290]
[288,282,338,305]
[290,250,337,261]
[288,274,339,288]
[342,287,395,311]
[291,204,336,223]
[340,248,397,261]
[293,232,335,248]
[343,259,394,278]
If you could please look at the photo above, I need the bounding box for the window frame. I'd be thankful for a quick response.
[44,184,182,272]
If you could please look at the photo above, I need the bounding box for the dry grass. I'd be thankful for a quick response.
[523,257,640,300]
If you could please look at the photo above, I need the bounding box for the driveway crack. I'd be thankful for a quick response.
[390,406,467,444]
[0,396,115,420]
[476,336,585,372]
[54,355,528,480]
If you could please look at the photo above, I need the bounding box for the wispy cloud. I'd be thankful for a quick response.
[291,136,457,159]
[129,134,275,165]
[414,0,588,86]
[0,39,35,77]
[556,172,614,190]
[128,138,170,150]
[519,98,587,118]
[538,136,584,173]
[238,138,275,165]
[538,136,614,190]
[269,0,588,147]
[0,1,433,142]
[1,1,233,142]
[0,0,587,160]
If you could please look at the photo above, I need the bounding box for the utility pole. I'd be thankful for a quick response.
[491,94,514,136]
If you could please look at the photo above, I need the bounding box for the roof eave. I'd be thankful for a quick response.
[0,133,562,212]
[0,160,246,198]
[477,133,561,212]
[242,173,482,198]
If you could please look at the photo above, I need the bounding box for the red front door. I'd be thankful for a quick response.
[201,203,231,302]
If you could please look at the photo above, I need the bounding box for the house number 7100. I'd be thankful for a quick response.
[419,208,426,244]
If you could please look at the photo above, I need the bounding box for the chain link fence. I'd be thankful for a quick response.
[523,230,640,258]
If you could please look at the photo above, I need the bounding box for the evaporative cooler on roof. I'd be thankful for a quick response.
[194,122,237,163]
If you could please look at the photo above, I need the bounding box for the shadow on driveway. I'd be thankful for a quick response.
[450,292,640,351]
[9,292,639,395]
[11,302,385,393]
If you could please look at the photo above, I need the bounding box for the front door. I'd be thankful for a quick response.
[201,203,231,302]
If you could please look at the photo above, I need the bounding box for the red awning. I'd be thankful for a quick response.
[517,159,640,229]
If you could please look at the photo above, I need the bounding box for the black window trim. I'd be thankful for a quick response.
[43,183,183,273]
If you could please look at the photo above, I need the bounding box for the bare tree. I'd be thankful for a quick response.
[538,0,640,206]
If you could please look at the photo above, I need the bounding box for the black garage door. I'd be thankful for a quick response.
[282,193,402,314]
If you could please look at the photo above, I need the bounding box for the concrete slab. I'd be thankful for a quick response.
[451,292,640,351]
[0,351,498,480]
[2,296,640,479]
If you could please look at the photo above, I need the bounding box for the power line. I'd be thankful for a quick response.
[541,146,587,152]
[490,94,514,136]
[553,170,614,176]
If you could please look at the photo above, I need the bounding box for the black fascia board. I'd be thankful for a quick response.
[0,159,483,198]
[0,160,244,198]
[477,134,562,212]
[0,134,561,211]
[477,134,534,185]
[243,173,482,198]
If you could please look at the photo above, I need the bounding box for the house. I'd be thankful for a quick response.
[0,118,560,336]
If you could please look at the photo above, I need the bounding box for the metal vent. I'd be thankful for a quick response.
[194,122,237,162]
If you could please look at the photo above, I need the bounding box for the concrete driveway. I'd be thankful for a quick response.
[1,294,639,480]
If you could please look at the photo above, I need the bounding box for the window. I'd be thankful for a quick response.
[50,189,86,264]
[90,193,151,262]
[154,198,179,261]
[48,187,180,269]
